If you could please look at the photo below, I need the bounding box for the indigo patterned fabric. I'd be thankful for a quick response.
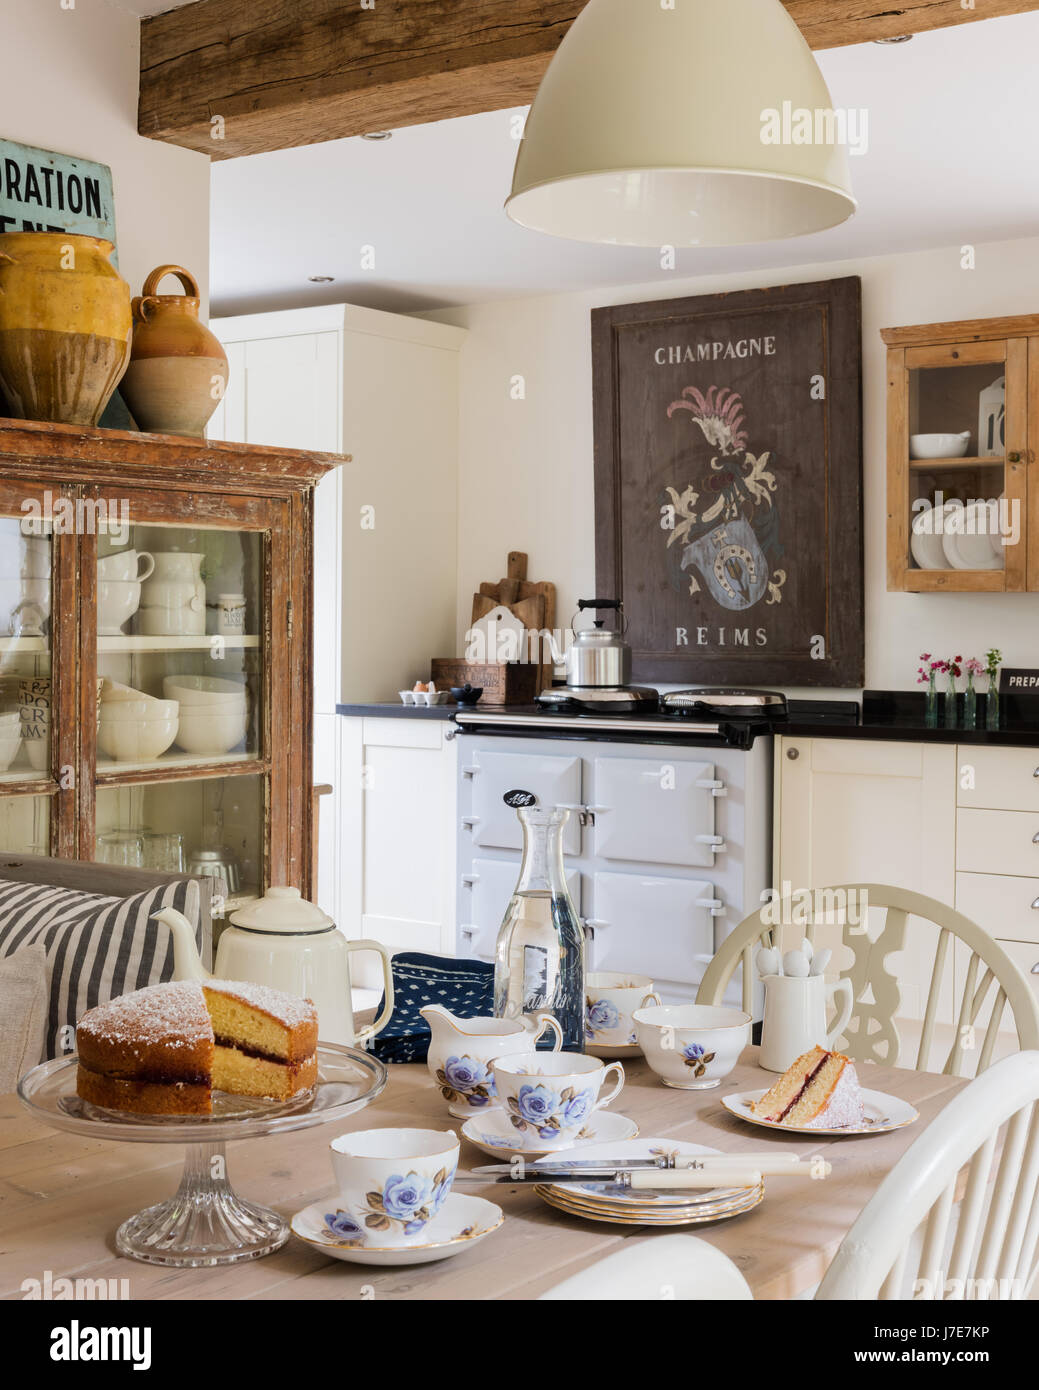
[371,952,494,1064]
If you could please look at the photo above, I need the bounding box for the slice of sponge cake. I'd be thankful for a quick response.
[204,981,318,1101]
[752,1045,864,1129]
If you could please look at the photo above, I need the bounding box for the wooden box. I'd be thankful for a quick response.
[430,659,539,706]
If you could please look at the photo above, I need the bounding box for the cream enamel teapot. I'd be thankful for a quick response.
[154,886,394,1048]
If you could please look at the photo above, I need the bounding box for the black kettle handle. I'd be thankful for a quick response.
[578,598,622,611]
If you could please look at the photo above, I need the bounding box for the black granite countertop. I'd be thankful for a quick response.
[337,692,1039,748]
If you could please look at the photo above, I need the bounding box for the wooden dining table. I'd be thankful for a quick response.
[0,1048,966,1301]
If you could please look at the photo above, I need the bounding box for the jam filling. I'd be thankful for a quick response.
[776,1053,830,1123]
[213,1034,289,1066]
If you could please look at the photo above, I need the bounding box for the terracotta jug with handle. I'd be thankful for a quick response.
[121,264,228,438]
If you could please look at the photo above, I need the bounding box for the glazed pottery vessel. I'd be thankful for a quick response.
[328,1128,459,1248]
[492,1051,625,1149]
[0,233,131,426]
[121,265,228,438]
[419,1003,564,1119]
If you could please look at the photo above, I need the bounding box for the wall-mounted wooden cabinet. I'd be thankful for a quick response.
[0,419,341,905]
[883,313,1039,592]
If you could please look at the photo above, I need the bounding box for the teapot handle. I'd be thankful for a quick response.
[345,938,395,1047]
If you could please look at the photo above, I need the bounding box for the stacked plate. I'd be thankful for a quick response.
[532,1138,764,1228]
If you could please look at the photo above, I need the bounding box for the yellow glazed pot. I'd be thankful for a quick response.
[0,232,132,426]
[121,265,228,438]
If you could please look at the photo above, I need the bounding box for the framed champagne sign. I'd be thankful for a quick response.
[592,276,864,687]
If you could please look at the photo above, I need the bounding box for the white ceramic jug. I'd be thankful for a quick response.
[139,551,206,635]
[154,886,395,1048]
[759,973,854,1074]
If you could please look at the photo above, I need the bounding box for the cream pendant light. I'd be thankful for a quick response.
[506,0,856,247]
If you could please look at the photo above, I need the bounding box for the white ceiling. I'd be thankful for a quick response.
[204,10,1039,315]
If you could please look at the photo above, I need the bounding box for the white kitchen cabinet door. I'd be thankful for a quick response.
[589,872,718,986]
[460,858,581,962]
[341,718,458,982]
[775,736,956,1022]
[467,749,582,855]
[592,755,717,867]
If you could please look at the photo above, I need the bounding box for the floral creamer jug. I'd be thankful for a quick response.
[419,1003,563,1118]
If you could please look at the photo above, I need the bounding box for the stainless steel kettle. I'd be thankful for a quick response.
[547,599,632,687]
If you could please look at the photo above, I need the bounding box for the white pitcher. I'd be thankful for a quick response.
[419,1003,563,1118]
[139,551,206,635]
[759,973,854,1073]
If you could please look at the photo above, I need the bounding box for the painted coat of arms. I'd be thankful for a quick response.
[664,385,786,612]
[591,277,864,688]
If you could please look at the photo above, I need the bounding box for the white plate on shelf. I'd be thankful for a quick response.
[722,1087,919,1136]
[291,1191,503,1266]
[461,1107,638,1160]
[910,505,953,570]
[942,501,1005,571]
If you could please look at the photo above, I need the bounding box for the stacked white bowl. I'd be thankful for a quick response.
[98,681,179,762]
[162,675,249,755]
[0,710,22,772]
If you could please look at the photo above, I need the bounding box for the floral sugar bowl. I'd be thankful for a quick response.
[634,1003,752,1090]
[419,1003,564,1118]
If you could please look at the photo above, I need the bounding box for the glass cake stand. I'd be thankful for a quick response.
[18,1042,387,1268]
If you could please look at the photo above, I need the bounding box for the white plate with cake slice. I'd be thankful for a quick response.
[291,1192,504,1266]
[721,1087,919,1136]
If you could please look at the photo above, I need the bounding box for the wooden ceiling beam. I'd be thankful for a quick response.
[139,0,1039,161]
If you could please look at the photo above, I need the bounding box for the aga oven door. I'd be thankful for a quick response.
[587,871,722,990]
[465,747,583,855]
[591,754,722,868]
[460,857,582,962]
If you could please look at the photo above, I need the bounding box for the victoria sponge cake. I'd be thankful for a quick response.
[751,1045,864,1129]
[76,979,318,1115]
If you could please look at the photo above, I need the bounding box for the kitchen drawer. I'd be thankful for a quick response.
[956,746,1039,813]
[956,870,1039,946]
[956,809,1039,878]
[465,749,582,855]
[459,857,581,962]
[588,872,717,985]
[592,755,718,868]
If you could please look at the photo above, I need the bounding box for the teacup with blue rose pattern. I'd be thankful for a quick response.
[328,1128,459,1248]
[585,972,661,1050]
[493,1052,625,1150]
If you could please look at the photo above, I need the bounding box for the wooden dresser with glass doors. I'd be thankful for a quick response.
[0,418,343,910]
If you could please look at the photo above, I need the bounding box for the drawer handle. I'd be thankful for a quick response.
[1034,832,1039,845]
[696,897,725,917]
[1033,963,1039,975]
[1034,767,1039,778]
[1032,898,1039,910]
[696,834,728,854]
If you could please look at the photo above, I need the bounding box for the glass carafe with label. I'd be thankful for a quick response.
[493,806,585,1051]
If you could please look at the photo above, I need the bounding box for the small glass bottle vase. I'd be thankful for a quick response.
[493,806,586,1051]
[963,672,978,730]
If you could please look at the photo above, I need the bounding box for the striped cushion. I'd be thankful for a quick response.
[0,877,203,1062]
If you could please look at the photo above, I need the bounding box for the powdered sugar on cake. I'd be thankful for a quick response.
[801,1062,865,1129]
[78,981,211,1050]
[203,979,316,1027]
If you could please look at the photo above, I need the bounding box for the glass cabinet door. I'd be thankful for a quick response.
[897,339,1026,591]
[0,481,77,856]
[86,491,289,911]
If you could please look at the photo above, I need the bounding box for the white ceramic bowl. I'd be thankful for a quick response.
[174,708,248,754]
[98,716,179,762]
[633,1004,752,1091]
[98,579,142,635]
[0,732,22,772]
[99,697,179,721]
[162,675,248,706]
[909,432,971,460]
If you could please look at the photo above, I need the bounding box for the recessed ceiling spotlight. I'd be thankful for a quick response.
[874,34,914,43]
[361,131,393,141]
[308,275,335,283]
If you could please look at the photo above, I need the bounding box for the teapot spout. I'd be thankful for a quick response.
[153,907,212,983]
